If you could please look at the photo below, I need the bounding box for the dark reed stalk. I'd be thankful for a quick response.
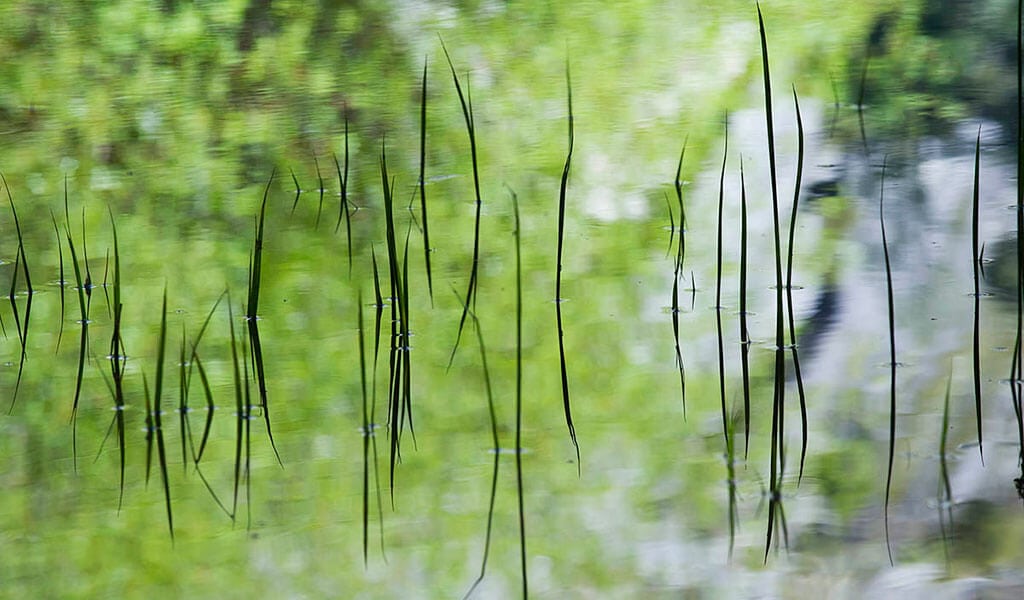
[66,190,91,472]
[880,155,897,566]
[100,249,111,319]
[672,139,688,418]
[81,208,94,315]
[673,138,688,262]
[369,246,388,557]
[153,286,174,541]
[787,87,808,483]
[380,140,407,506]
[938,366,954,567]
[400,227,415,446]
[228,297,244,523]
[3,173,33,414]
[759,5,788,562]
[739,157,752,459]
[440,38,483,371]
[241,309,254,530]
[971,125,984,464]
[290,168,301,215]
[314,154,325,229]
[461,303,500,600]
[143,373,155,488]
[555,57,580,469]
[247,170,282,465]
[178,325,191,475]
[335,113,354,278]
[189,291,225,465]
[107,207,127,508]
[511,186,528,599]
[419,56,434,305]
[51,211,65,352]
[714,119,729,449]
[333,151,352,276]
[1014,0,1024,499]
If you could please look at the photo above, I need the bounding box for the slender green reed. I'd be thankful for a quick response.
[758,5,788,562]
[290,168,301,215]
[511,186,528,599]
[314,154,325,229]
[228,296,244,524]
[879,155,897,565]
[369,246,388,555]
[419,56,434,305]
[971,126,983,463]
[380,140,408,505]
[460,301,500,600]
[107,207,127,509]
[51,211,65,352]
[63,182,89,472]
[555,57,580,468]
[739,157,751,459]
[247,170,282,465]
[335,113,354,278]
[178,325,191,475]
[190,291,226,465]
[787,87,808,482]
[3,173,33,414]
[1014,0,1024,497]
[672,140,688,418]
[153,286,174,541]
[714,120,729,449]
[440,38,484,371]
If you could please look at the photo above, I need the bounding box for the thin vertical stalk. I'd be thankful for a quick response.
[555,57,580,468]
[787,87,808,482]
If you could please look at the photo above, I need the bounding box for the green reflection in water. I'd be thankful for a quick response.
[2,1,1024,598]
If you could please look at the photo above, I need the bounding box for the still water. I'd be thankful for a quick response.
[2,2,1024,598]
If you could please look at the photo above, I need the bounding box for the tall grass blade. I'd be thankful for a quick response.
[440,38,483,371]
[511,186,528,599]
[290,168,301,215]
[419,56,434,306]
[380,140,406,506]
[107,207,127,509]
[3,173,33,414]
[555,56,580,470]
[672,139,688,418]
[52,211,65,352]
[460,303,500,600]
[715,119,729,449]
[1014,0,1024,499]
[153,286,174,541]
[880,155,897,565]
[228,296,243,523]
[335,114,354,278]
[314,154,325,229]
[787,87,809,482]
[739,157,752,459]
[971,125,984,464]
[247,170,282,465]
[191,291,225,465]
